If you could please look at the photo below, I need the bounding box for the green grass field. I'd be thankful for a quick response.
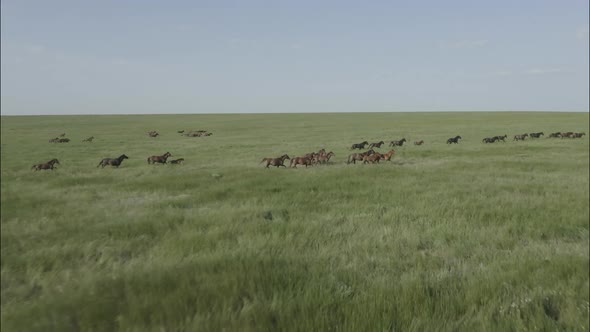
[1,112,589,331]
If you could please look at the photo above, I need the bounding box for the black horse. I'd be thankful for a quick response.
[389,138,407,147]
[350,141,369,150]
[97,154,129,168]
[447,136,462,144]
[529,132,544,138]
[493,135,507,142]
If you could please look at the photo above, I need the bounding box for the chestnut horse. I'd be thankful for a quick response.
[316,151,335,164]
[32,158,60,171]
[97,154,129,168]
[260,154,290,168]
[148,152,172,164]
[381,150,395,161]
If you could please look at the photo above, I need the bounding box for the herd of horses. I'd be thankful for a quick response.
[32,129,587,171]
[482,131,586,143]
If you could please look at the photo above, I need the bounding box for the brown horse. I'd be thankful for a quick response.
[260,154,290,168]
[351,141,369,150]
[83,136,94,142]
[148,131,159,137]
[32,158,60,171]
[513,134,528,141]
[290,156,313,168]
[347,149,375,164]
[381,150,395,161]
[49,137,60,143]
[573,132,586,138]
[414,140,424,145]
[169,158,185,164]
[148,152,172,164]
[363,154,382,164]
[316,151,335,164]
[97,154,129,168]
[561,132,574,138]
[368,141,385,149]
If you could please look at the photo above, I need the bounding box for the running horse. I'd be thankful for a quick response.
[260,154,290,168]
[147,152,172,164]
[447,136,462,144]
[97,154,129,168]
[32,158,60,171]
[368,141,385,149]
[290,155,313,168]
[350,141,369,150]
[414,140,424,145]
[389,138,407,147]
[316,151,335,164]
[381,150,395,161]
[169,158,185,164]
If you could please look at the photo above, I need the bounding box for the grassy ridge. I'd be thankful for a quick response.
[1,112,589,331]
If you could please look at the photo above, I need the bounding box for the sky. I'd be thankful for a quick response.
[1,0,589,115]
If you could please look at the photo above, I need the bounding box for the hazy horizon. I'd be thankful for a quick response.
[2,1,589,115]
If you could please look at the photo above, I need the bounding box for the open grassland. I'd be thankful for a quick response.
[1,112,589,331]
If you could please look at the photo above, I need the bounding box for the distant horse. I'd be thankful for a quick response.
[529,132,544,138]
[447,136,462,144]
[414,140,424,145]
[49,138,60,143]
[381,150,395,161]
[97,154,129,168]
[368,141,385,149]
[177,130,185,134]
[169,158,185,164]
[316,151,335,164]
[561,132,574,138]
[290,156,313,168]
[58,138,70,143]
[482,137,498,143]
[493,135,507,142]
[513,134,528,141]
[148,152,172,164]
[32,158,59,171]
[351,141,369,150]
[363,154,382,164]
[548,132,562,138]
[148,131,159,137]
[389,138,407,147]
[347,149,375,164]
[573,132,586,138]
[82,136,94,142]
[260,154,290,168]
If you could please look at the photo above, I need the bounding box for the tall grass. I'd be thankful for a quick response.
[1,112,588,331]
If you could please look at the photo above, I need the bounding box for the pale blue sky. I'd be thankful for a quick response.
[1,0,588,115]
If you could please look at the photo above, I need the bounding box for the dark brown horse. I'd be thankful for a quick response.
[260,154,290,168]
[148,152,172,164]
[49,137,60,143]
[513,134,528,141]
[493,135,507,142]
[148,131,159,137]
[573,132,586,138]
[548,132,562,138]
[482,137,498,143]
[368,141,385,149]
[529,132,544,138]
[83,136,94,142]
[414,140,424,145]
[32,158,60,171]
[169,158,185,164]
[389,138,407,147]
[97,154,129,168]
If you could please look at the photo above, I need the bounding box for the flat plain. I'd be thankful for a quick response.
[1,112,589,331]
